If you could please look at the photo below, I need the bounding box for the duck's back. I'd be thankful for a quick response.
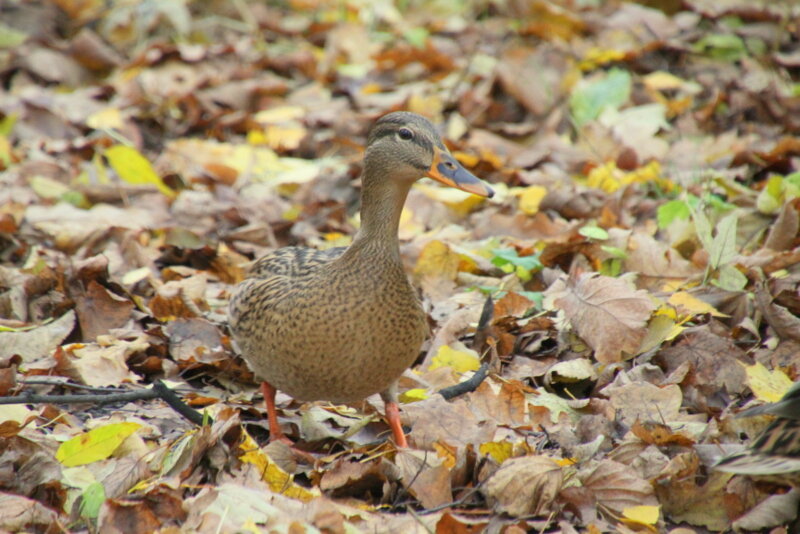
[229,245,427,403]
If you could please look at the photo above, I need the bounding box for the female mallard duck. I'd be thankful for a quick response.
[229,111,494,447]
[715,381,800,478]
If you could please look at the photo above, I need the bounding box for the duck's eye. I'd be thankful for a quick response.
[398,128,414,140]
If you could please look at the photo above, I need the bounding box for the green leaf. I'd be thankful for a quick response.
[691,207,714,252]
[404,27,429,48]
[693,33,746,62]
[657,199,690,228]
[709,213,737,270]
[600,245,628,259]
[0,23,28,48]
[714,264,748,291]
[491,248,542,272]
[569,68,631,127]
[56,422,141,467]
[105,145,175,197]
[79,482,105,519]
[518,291,543,308]
[579,225,609,240]
[0,113,17,136]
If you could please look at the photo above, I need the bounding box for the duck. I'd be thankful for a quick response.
[715,381,800,479]
[229,111,494,447]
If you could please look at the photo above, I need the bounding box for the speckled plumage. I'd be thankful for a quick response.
[228,112,493,444]
[715,381,800,478]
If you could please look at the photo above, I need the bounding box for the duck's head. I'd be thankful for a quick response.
[364,112,494,198]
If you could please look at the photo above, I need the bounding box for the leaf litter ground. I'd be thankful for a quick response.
[1,0,800,532]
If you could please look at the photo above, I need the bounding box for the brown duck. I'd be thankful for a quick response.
[229,112,494,447]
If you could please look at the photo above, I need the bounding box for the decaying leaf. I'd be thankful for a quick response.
[546,272,656,363]
[483,455,563,517]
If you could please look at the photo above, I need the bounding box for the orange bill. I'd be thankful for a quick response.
[426,146,494,198]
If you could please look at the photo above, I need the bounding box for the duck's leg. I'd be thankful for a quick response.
[381,385,409,448]
[261,381,290,444]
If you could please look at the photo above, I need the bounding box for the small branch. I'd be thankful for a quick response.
[152,380,207,426]
[0,380,209,426]
[437,362,490,401]
[0,389,160,405]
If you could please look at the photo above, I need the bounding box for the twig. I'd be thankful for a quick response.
[418,481,487,514]
[437,362,490,400]
[0,389,160,405]
[0,380,208,426]
[437,295,493,400]
[152,380,207,426]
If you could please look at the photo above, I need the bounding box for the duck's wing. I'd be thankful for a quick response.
[715,418,800,476]
[229,246,347,340]
[247,246,347,278]
[715,382,800,480]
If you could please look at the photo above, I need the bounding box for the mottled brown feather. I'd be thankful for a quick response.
[228,112,462,406]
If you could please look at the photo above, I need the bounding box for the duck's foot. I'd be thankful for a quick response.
[261,381,287,443]
[385,400,409,448]
[260,381,317,463]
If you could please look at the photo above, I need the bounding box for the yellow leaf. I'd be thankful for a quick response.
[398,207,424,240]
[261,124,307,151]
[238,429,319,501]
[518,185,548,215]
[622,504,660,525]
[586,161,621,193]
[668,291,728,318]
[742,362,794,403]
[56,422,141,467]
[414,240,460,280]
[433,442,457,468]
[480,441,513,464]
[453,151,479,167]
[414,183,487,215]
[407,93,443,119]
[579,47,626,70]
[642,71,687,91]
[399,388,429,403]
[429,345,480,374]
[86,107,125,130]
[105,145,174,197]
[638,314,684,355]
[253,106,305,124]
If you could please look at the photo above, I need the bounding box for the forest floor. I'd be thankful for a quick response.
[1,0,800,532]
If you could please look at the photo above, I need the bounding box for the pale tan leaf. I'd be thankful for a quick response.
[580,459,658,514]
[483,455,563,517]
[546,272,656,363]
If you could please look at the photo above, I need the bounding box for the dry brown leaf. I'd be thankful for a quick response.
[396,449,453,509]
[74,280,135,341]
[546,272,655,363]
[65,336,147,386]
[0,492,61,532]
[602,381,682,426]
[404,395,494,449]
[654,326,748,398]
[319,456,398,498]
[755,282,800,342]
[166,318,226,364]
[579,459,658,515]
[0,310,75,363]
[482,455,563,517]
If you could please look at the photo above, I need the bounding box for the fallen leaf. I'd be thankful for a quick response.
[546,272,656,363]
[483,455,563,517]
[57,422,142,467]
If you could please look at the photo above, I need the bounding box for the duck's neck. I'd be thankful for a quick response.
[346,164,412,262]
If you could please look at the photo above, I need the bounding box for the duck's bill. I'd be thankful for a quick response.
[426,146,494,198]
